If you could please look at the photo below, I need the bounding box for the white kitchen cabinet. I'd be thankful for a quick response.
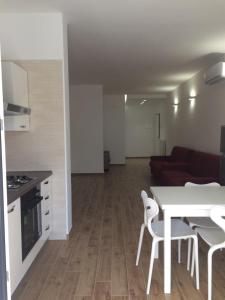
[4,115,30,131]
[7,176,52,295]
[40,177,52,240]
[7,198,22,294]
[2,62,30,131]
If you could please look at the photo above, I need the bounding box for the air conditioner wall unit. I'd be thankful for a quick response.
[204,62,225,85]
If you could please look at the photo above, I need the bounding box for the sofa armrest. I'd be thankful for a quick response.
[150,155,171,161]
[185,177,219,185]
[161,162,189,171]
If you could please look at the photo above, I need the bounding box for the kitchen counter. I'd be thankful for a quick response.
[7,171,52,205]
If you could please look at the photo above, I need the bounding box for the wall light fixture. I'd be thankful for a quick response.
[188,95,197,101]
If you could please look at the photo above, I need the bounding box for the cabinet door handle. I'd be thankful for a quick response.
[45,225,50,231]
[45,196,49,200]
[20,125,26,128]
[44,181,49,185]
[45,210,50,216]
[8,205,15,214]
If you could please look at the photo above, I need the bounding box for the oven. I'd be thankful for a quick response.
[21,187,42,261]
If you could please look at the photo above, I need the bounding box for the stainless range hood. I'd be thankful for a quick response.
[4,102,31,116]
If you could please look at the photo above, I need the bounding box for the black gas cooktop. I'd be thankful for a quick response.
[7,175,32,190]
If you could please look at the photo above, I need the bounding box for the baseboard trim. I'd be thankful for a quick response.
[126,157,150,159]
[71,173,104,176]
[49,232,67,240]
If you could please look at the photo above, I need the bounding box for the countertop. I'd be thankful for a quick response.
[7,171,52,205]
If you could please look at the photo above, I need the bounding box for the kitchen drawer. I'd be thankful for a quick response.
[40,178,51,197]
[42,207,50,219]
[42,214,51,239]
[41,195,50,211]
[42,216,51,230]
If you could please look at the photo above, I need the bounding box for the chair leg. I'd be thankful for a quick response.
[187,238,192,271]
[146,239,157,295]
[193,236,199,290]
[178,240,181,263]
[208,248,213,300]
[191,238,195,277]
[136,223,145,266]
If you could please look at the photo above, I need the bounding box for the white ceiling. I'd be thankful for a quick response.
[126,93,167,105]
[2,0,225,94]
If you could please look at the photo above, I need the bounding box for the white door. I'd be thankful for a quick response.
[153,113,160,155]
[153,113,166,155]
[0,48,11,299]
[125,104,154,157]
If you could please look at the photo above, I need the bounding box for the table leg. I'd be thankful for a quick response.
[164,210,171,293]
[153,196,159,259]
[154,213,159,259]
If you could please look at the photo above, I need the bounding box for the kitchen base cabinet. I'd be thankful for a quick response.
[7,198,22,294]
[8,176,52,295]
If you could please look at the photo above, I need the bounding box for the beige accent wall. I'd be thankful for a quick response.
[5,60,67,239]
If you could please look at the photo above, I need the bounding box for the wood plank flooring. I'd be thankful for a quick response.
[13,159,225,299]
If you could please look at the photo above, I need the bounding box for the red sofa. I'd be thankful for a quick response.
[150,147,220,186]
[150,146,193,182]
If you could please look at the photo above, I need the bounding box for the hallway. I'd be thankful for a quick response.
[13,159,225,299]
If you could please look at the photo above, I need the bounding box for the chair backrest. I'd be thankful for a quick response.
[210,206,225,233]
[140,190,149,226]
[140,190,159,227]
[141,190,148,205]
[185,182,220,187]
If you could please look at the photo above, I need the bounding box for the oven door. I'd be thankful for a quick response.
[21,196,42,261]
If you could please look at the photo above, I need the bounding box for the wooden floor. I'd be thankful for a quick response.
[13,159,225,300]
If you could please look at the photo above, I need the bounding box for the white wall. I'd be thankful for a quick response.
[0,13,71,239]
[0,13,64,60]
[165,69,225,155]
[70,85,104,173]
[125,100,166,157]
[103,95,125,164]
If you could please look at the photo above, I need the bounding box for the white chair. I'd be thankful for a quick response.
[194,206,225,300]
[136,190,199,295]
[184,182,220,271]
[136,190,187,266]
[136,190,149,266]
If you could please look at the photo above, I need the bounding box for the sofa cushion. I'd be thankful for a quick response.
[149,156,170,169]
[170,146,193,162]
[160,170,219,186]
[188,151,220,178]
[160,170,191,186]
[150,146,193,176]
[151,161,188,180]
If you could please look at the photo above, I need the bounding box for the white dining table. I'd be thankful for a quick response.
[150,186,225,294]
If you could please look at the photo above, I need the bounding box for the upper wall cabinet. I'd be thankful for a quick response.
[2,62,30,131]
